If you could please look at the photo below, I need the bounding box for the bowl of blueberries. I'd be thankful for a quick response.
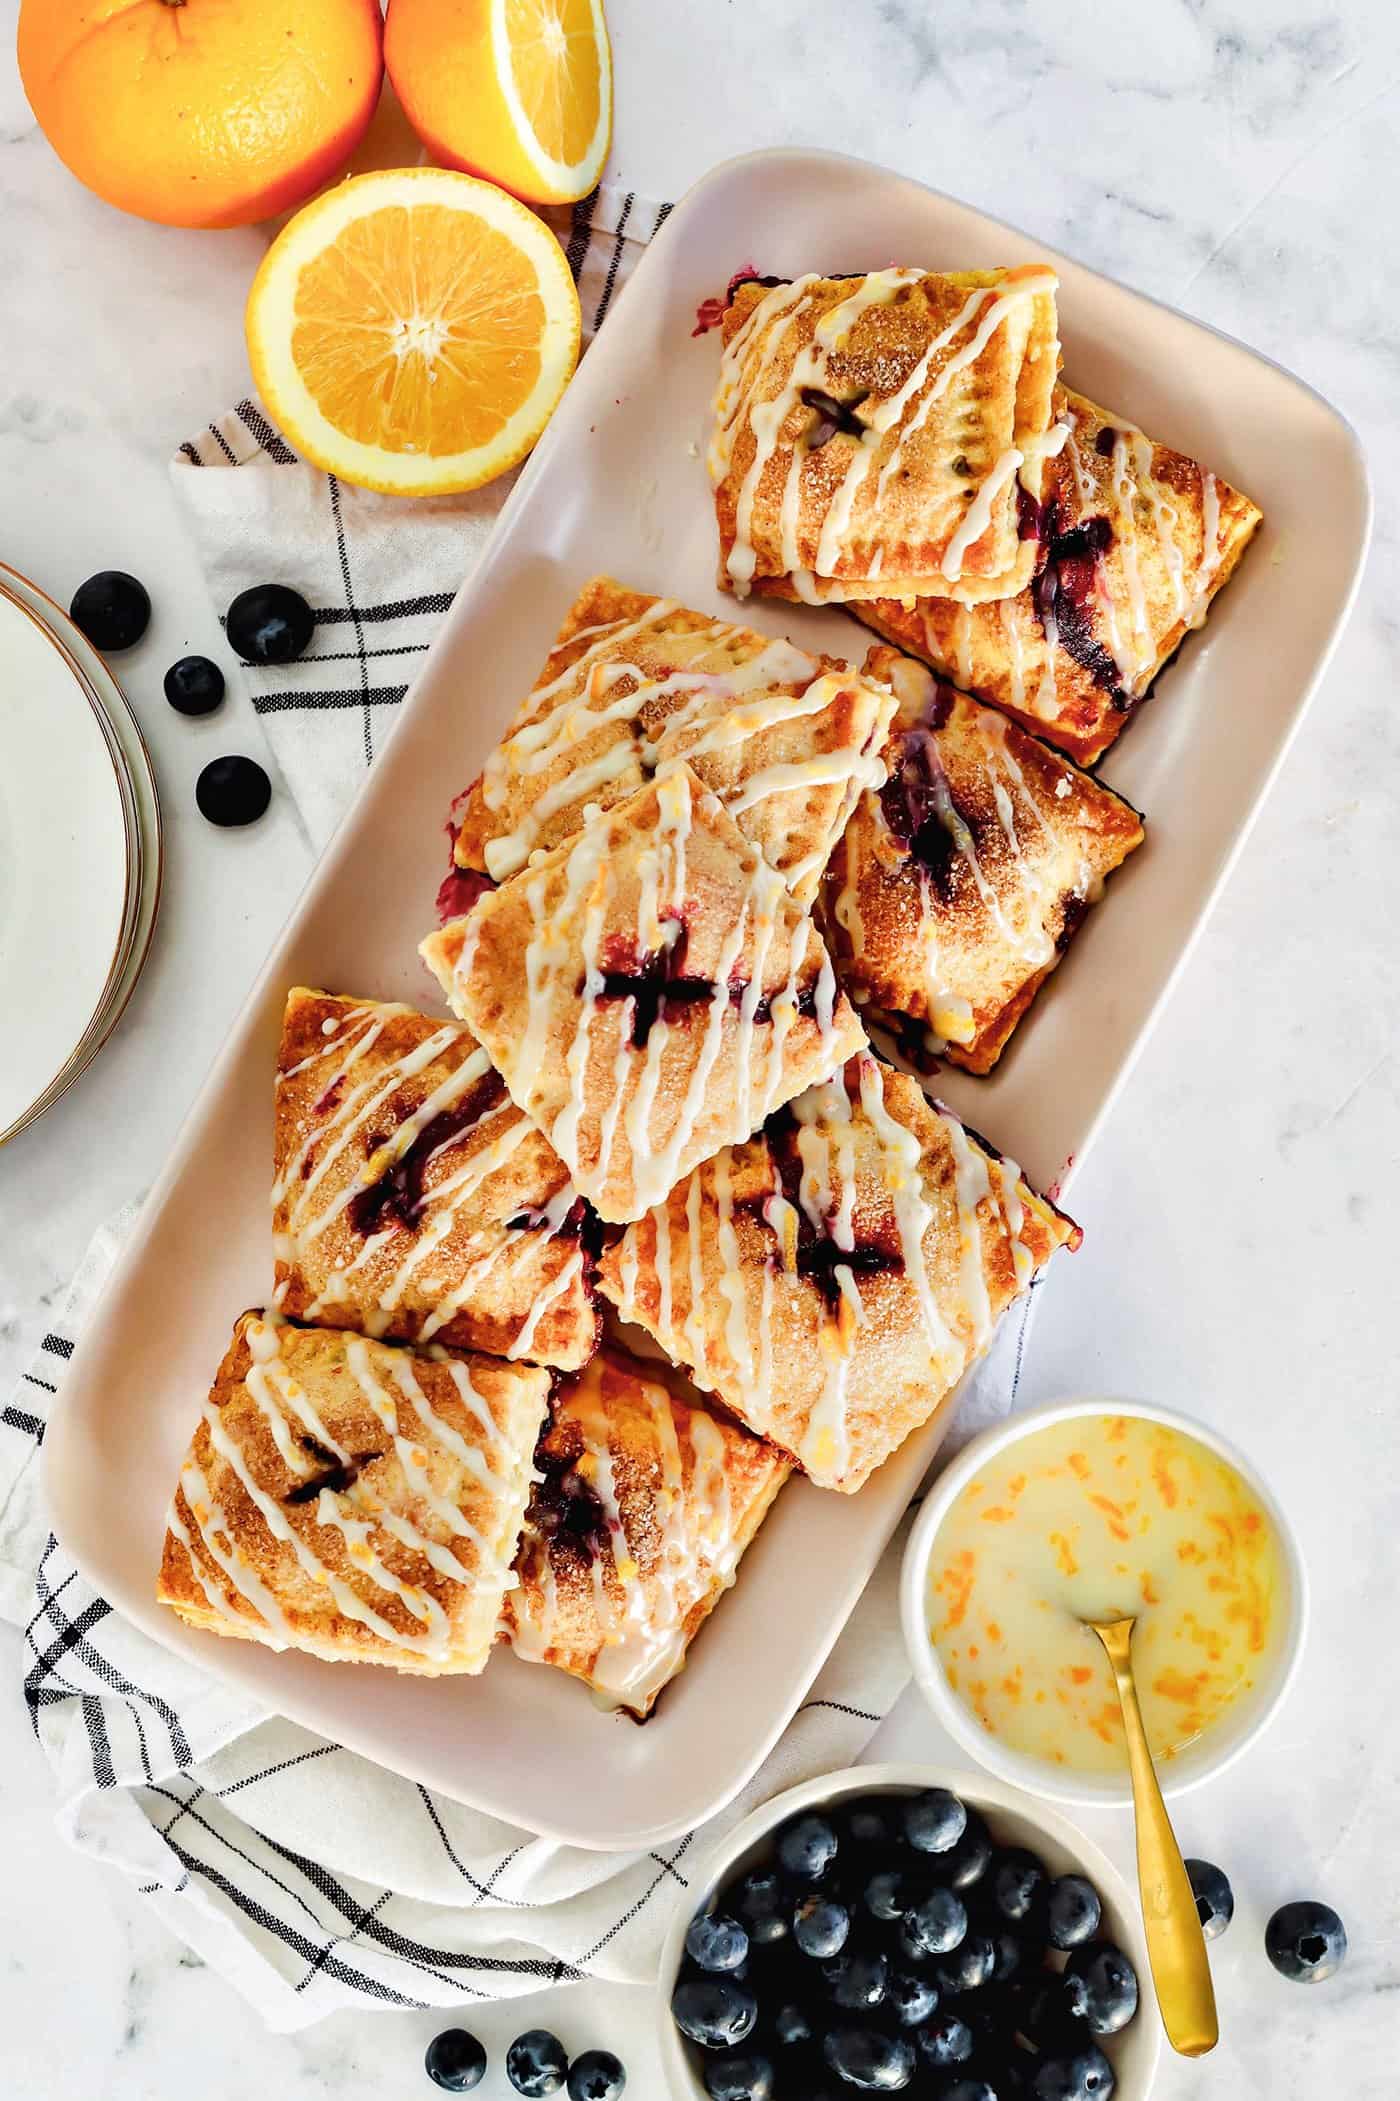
[660,1764,1159,2101]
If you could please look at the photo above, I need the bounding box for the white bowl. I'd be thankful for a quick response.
[900,1396,1309,1809]
[657,1761,1161,2101]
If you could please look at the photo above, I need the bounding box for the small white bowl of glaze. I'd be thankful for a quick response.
[658,1762,1161,2101]
[900,1396,1309,1810]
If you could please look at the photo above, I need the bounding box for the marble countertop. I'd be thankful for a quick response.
[2,0,1398,2093]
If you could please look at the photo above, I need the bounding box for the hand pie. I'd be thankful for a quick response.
[710,267,1060,607]
[598,1052,1078,1494]
[156,1313,549,1675]
[272,988,599,1369]
[820,649,1144,1074]
[450,575,894,902]
[421,762,866,1224]
[504,1347,791,1718]
[852,385,1263,765]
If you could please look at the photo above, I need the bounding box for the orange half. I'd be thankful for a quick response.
[245,167,581,496]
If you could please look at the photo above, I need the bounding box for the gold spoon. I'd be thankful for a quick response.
[1085,1614,1219,2058]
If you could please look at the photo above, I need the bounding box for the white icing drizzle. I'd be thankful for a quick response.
[943,447,1024,583]
[1184,467,1223,630]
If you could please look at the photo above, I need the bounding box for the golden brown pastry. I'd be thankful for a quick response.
[504,1347,791,1718]
[820,649,1144,1074]
[451,575,895,903]
[272,989,600,1368]
[156,1313,549,1674]
[709,267,1061,607]
[598,1053,1078,1494]
[421,762,867,1225]
[852,385,1263,765]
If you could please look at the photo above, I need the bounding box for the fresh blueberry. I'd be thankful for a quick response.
[899,1886,967,1959]
[942,2083,999,2101]
[824,1949,888,2011]
[687,1911,750,1973]
[672,1975,758,2049]
[977,2046,1032,2101]
[821,2026,915,2090]
[163,653,225,716]
[736,1868,790,1947]
[915,2010,974,2069]
[225,582,314,665]
[838,1799,896,1851]
[794,1894,851,1959]
[942,1811,994,1890]
[196,754,271,826]
[505,2030,569,2098]
[1061,1944,1139,2035]
[992,1849,1047,1926]
[567,2051,626,2101]
[702,2052,774,2101]
[70,570,150,652]
[1046,1875,1102,1950]
[885,1967,939,2028]
[770,2000,813,2049]
[935,1933,996,1995]
[424,2028,487,2092]
[1185,1861,1233,1943]
[989,1930,1026,1983]
[901,1788,967,1855]
[863,1867,916,1923]
[1032,2042,1117,2101]
[1265,1900,1347,1983]
[776,1813,839,1883]
[1016,1979,1089,2053]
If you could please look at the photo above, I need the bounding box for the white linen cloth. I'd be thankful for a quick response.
[0,182,1045,2031]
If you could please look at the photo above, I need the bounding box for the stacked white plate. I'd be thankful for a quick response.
[0,562,162,1146]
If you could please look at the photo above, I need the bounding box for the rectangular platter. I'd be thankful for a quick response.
[44,148,1369,1847]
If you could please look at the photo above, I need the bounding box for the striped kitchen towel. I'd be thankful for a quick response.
[169,184,672,851]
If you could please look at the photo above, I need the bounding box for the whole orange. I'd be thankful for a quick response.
[17,0,385,230]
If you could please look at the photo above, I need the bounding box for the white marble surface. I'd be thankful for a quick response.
[2,0,1398,2093]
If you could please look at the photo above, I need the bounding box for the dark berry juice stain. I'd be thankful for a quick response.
[879,724,969,905]
[594,920,810,1045]
[1017,484,1043,542]
[347,1075,506,1236]
[312,1074,345,1117]
[800,386,871,449]
[526,1420,612,1562]
[1031,504,1128,707]
[1094,425,1120,458]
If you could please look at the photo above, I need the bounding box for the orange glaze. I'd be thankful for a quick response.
[926,1414,1287,1774]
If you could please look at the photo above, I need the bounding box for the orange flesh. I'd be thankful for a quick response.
[290,205,546,456]
[505,0,602,164]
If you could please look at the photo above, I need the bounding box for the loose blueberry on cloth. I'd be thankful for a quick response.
[2,185,1044,2030]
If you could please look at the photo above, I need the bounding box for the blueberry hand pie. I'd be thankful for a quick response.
[598,1053,1078,1493]
[504,1347,791,1718]
[421,761,866,1224]
[852,385,1262,765]
[272,988,599,1369]
[820,649,1144,1073]
[710,267,1061,607]
[450,575,894,902]
[157,1313,549,1674]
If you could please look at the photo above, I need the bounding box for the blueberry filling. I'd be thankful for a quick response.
[799,385,871,449]
[347,1078,507,1237]
[592,924,819,1045]
[526,1423,613,1562]
[1094,424,1120,458]
[1030,504,1128,707]
[750,1101,905,1309]
[285,1438,382,1503]
[879,728,973,906]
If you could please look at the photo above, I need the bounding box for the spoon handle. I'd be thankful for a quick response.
[1102,1633,1219,2057]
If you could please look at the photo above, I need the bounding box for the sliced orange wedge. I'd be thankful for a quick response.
[385,0,612,207]
[245,167,581,497]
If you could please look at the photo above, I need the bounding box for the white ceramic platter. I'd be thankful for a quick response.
[0,586,132,1142]
[44,150,1368,1848]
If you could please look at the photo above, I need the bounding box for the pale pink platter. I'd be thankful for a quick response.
[44,150,1369,1846]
